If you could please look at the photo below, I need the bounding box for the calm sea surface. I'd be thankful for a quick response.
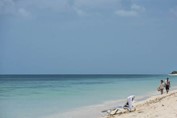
[0,74,177,118]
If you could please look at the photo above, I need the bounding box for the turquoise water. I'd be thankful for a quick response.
[0,74,177,118]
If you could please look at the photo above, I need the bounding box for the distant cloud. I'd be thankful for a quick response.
[0,0,16,15]
[73,7,88,16]
[18,8,31,17]
[35,0,70,12]
[73,0,121,16]
[131,4,145,12]
[0,0,70,17]
[0,0,31,18]
[0,0,122,17]
[0,0,145,18]
[73,0,120,9]
[170,7,177,17]
[115,10,138,17]
[115,4,145,17]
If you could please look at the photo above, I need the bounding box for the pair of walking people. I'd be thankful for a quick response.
[158,78,170,95]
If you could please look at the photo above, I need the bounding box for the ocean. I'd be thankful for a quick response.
[0,74,177,118]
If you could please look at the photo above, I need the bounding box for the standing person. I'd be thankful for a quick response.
[165,78,170,94]
[159,80,165,95]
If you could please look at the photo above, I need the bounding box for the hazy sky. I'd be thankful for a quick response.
[0,0,177,74]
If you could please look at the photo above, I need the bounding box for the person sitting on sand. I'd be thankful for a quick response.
[159,80,165,95]
[165,78,170,94]
[123,95,136,111]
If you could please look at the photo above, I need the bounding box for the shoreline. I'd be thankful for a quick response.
[104,89,177,118]
[44,88,177,118]
[1,74,177,118]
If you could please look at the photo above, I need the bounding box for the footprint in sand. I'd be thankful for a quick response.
[138,110,143,113]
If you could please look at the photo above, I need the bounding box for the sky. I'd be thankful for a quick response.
[0,0,177,74]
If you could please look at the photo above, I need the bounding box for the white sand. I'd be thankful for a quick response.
[104,90,177,118]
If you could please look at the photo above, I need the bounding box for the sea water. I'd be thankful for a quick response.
[0,74,177,118]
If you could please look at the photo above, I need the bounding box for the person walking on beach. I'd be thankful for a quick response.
[165,78,170,94]
[159,80,165,95]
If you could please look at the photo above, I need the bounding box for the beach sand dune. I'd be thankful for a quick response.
[105,90,177,118]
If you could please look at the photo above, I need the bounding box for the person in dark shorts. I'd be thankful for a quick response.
[165,78,170,94]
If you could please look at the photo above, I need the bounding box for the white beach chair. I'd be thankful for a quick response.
[101,106,123,116]
[123,95,136,111]
[102,95,136,116]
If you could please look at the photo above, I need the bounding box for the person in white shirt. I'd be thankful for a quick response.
[159,80,165,95]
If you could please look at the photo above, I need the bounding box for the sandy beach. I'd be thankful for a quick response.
[105,90,177,118]
[44,89,177,118]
